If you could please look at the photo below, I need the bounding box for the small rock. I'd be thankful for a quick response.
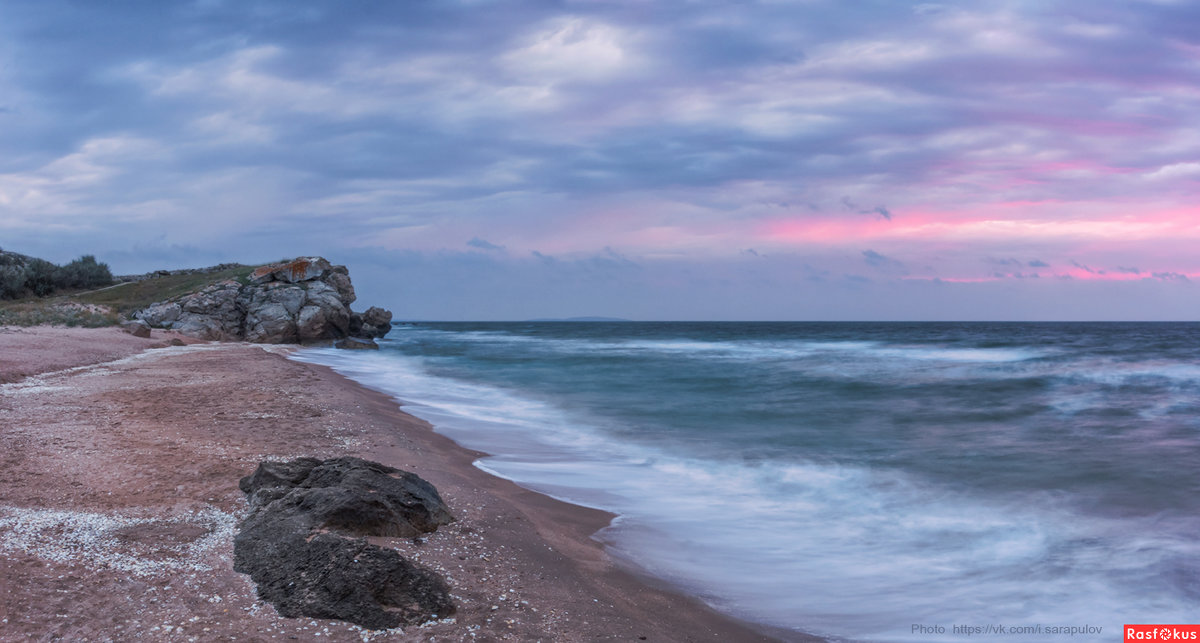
[334,337,379,350]
[120,320,152,338]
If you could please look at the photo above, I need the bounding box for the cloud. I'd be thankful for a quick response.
[501,17,640,83]
[841,197,893,221]
[862,249,908,274]
[1144,162,1200,180]
[1070,260,1105,275]
[467,237,505,251]
[3,1,1200,318]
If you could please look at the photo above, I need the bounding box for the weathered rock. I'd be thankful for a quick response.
[325,267,356,307]
[240,457,322,493]
[301,282,350,337]
[172,280,244,341]
[241,456,455,536]
[233,457,455,629]
[250,256,332,285]
[241,282,306,344]
[334,337,379,350]
[135,301,181,327]
[358,306,393,338]
[295,305,328,342]
[133,257,393,346]
[119,319,152,338]
[243,302,297,343]
[237,530,454,629]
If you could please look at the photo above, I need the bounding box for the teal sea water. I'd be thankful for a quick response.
[294,322,1200,642]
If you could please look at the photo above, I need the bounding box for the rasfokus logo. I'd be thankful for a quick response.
[1126,625,1200,641]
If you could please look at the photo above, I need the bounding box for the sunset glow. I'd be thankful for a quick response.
[3,1,1199,319]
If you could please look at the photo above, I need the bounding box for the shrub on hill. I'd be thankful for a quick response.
[55,255,113,290]
[0,249,114,299]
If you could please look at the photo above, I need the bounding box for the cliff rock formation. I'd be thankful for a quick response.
[233,457,456,629]
[135,257,393,346]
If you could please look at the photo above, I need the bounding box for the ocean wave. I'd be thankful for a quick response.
[293,345,1198,642]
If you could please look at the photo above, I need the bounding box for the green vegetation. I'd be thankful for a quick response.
[73,264,259,314]
[0,300,120,327]
[0,251,115,300]
[0,248,265,327]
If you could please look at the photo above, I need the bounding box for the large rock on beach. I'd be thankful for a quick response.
[233,456,456,629]
[133,256,392,346]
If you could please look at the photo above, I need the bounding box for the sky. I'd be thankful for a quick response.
[2,0,1199,320]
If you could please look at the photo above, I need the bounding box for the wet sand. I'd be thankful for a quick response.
[0,327,819,642]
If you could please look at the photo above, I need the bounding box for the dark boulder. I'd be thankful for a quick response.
[239,456,453,537]
[238,457,322,501]
[239,530,456,628]
[233,456,456,629]
[357,306,393,339]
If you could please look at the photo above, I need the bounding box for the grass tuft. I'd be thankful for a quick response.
[0,301,120,327]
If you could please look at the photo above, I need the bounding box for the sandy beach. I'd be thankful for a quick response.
[0,326,812,642]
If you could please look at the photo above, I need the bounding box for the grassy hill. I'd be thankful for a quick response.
[0,253,262,327]
[73,265,259,314]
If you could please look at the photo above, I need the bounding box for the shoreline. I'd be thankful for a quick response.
[304,359,814,643]
[0,326,820,641]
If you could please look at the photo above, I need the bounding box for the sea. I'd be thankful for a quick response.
[292,322,1200,643]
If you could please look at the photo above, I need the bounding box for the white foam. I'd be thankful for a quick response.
[293,346,1198,643]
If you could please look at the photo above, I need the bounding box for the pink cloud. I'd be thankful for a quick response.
[758,201,1200,284]
[762,203,1200,246]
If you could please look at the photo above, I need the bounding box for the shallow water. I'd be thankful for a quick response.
[294,322,1200,642]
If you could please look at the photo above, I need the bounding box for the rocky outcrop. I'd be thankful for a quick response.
[233,457,456,629]
[352,306,393,339]
[134,257,392,346]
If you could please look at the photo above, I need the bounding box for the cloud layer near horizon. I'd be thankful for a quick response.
[2,0,1199,319]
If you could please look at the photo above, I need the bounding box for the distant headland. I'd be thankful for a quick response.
[0,251,393,349]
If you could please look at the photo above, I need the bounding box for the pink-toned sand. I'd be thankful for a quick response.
[0,327,815,642]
